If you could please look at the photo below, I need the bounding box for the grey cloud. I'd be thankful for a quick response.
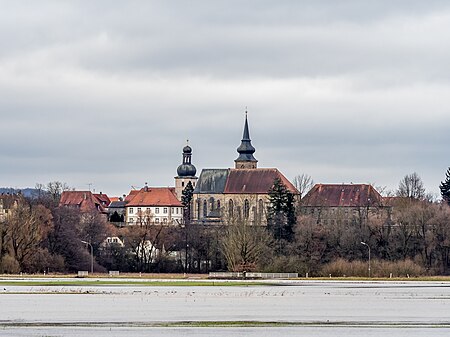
[0,1,449,197]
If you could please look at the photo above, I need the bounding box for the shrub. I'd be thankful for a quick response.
[0,255,20,274]
[260,255,308,274]
[320,258,426,277]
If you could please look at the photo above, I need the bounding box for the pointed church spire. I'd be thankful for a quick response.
[235,110,258,169]
[242,110,251,141]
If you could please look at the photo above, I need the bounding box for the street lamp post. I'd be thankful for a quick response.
[361,241,371,278]
[81,240,94,274]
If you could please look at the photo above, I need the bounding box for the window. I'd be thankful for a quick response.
[203,200,207,217]
[258,199,264,222]
[155,208,159,214]
[217,200,221,210]
[129,218,134,223]
[163,207,168,214]
[146,208,150,213]
[182,182,185,187]
[163,218,167,223]
[176,208,179,214]
[113,238,118,243]
[244,199,250,218]
[129,208,134,214]
[210,198,215,211]
[155,218,160,223]
[229,199,234,218]
[137,207,141,213]
[197,199,201,219]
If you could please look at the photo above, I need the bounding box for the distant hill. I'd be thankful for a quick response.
[0,187,40,198]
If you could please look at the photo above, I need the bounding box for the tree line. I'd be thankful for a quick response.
[219,169,450,276]
[1,167,449,275]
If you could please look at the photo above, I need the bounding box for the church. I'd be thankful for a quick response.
[183,114,299,226]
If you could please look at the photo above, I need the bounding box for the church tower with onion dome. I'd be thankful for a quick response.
[174,142,198,200]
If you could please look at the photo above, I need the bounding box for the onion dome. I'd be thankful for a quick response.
[183,145,192,154]
[177,143,196,177]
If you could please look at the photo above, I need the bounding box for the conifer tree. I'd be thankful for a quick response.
[440,167,450,206]
[267,178,296,243]
[181,181,194,225]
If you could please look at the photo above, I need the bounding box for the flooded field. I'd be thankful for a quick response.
[1,279,450,336]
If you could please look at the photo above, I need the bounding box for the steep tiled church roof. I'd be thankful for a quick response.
[193,169,229,194]
[194,168,298,195]
[224,168,298,194]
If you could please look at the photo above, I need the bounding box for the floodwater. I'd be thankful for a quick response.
[1,279,450,336]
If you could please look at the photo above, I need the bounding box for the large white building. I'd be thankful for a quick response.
[125,185,183,225]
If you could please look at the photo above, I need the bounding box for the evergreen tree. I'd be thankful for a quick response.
[181,182,194,272]
[440,167,450,205]
[267,178,296,244]
[181,181,194,225]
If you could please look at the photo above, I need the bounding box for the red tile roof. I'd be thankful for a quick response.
[59,191,106,213]
[301,184,384,207]
[124,190,139,203]
[126,187,182,207]
[224,168,299,194]
[93,193,111,206]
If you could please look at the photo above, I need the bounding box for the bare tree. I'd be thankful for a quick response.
[34,181,71,209]
[293,174,314,196]
[397,172,426,200]
[220,214,273,272]
[5,200,53,270]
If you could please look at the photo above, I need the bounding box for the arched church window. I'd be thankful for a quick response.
[217,200,221,210]
[210,198,215,211]
[203,200,207,217]
[244,199,250,219]
[197,199,201,219]
[258,199,264,223]
[228,199,234,218]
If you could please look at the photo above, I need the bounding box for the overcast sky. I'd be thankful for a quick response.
[1,1,449,198]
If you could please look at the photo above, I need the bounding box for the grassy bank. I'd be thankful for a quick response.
[1,273,450,286]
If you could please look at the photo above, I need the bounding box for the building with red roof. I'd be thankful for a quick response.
[300,183,391,226]
[125,185,183,225]
[59,191,110,214]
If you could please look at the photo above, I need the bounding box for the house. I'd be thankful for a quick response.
[59,191,110,214]
[192,114,299,225]
[125,185,183,225]
[300,184,391,226]
[107,199,127,225]
[102,236,125,247]
[0,194,19,222]
[94,192,111,208]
